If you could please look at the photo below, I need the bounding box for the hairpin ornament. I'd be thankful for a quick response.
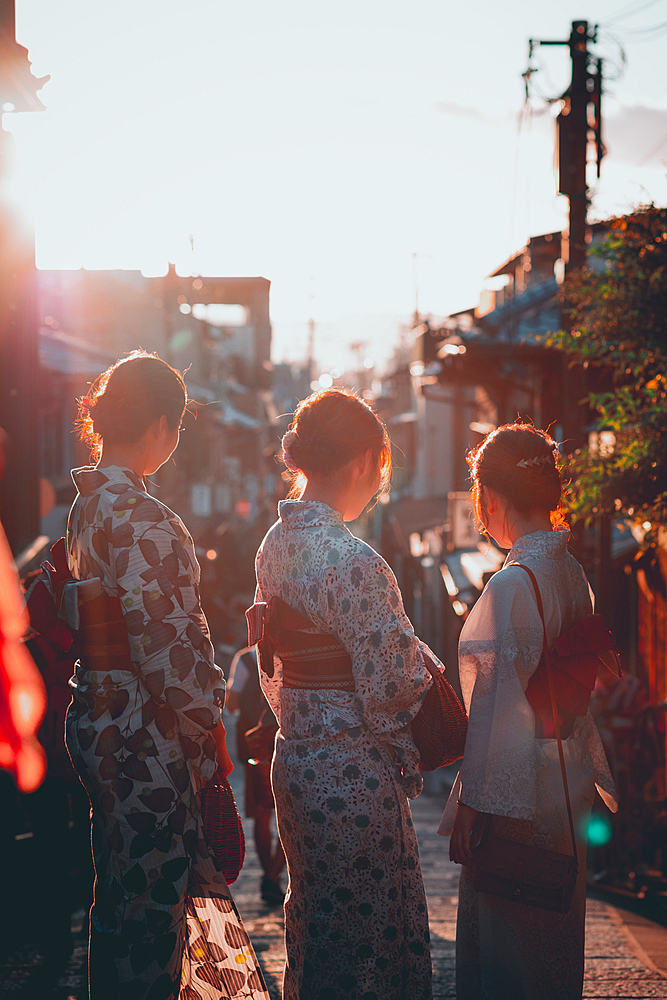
[516,454,553,469]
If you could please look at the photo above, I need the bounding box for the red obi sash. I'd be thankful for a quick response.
[245,597,355,691]
[524,607,620,738]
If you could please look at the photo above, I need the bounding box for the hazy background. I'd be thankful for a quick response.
[7,0,667,371]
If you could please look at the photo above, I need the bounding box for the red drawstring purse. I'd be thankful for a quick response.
[199,770,246,885]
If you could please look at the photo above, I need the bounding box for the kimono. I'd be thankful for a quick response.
[65,465,269,1000]
[438,530,617,1000]
[255,500,435,1000]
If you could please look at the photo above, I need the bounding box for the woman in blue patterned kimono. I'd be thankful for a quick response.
[65,351,269,1000]
[254,388,438,1000]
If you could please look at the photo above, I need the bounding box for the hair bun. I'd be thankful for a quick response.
[76,350,187,462]
[467,422,568,530]
[280,387,392,496]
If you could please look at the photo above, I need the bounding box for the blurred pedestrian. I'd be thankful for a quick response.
[226,646,285,904]
[442,424,618,1000]
[65,351,268,1000]
[251,388,437,1000]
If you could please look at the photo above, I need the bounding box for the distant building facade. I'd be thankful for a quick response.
[36,267,277,651]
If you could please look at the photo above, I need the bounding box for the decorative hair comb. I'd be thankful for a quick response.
[516,454,554,469]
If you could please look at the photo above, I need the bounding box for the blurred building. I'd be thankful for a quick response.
[36,266,279,652]
[374,222,667,892]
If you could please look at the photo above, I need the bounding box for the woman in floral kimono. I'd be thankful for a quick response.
[65,351,269,1000]
[254,387,438,1000]
[440,424,617,1000]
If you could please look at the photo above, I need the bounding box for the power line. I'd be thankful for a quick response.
[631,21,667,40]
[639,129,667,165]
[508,102,529,261]
[595,28,627,80]
[625,16,667,31]
[607,0,665,23]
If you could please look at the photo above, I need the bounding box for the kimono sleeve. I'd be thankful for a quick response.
[114,511,224,735]
[332,551,432,748]
[456,566,543,820]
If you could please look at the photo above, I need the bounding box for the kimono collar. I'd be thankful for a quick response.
[505,528,569,564]
[278,500,346,531]
[71,465,145,498]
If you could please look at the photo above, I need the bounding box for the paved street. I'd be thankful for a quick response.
[1,772,666,998]
[232,786,667,1000]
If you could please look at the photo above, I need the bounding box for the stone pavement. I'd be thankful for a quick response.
[231,787,667,999]
[2,771,667,998]
[407,794,667,1000]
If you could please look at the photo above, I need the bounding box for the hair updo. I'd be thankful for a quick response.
[468,422,568,531]
[281,388,392,498]
[76,350,187,462]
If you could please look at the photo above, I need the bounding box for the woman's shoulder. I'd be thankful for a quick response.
[107,478,185,531]
[71,468,190,548]
[485,561,535,594]
[323,528,390,573]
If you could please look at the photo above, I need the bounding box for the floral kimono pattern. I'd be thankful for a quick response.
[255,500,436,1000]
[65,465,269,1000]
[438,530,617,1000]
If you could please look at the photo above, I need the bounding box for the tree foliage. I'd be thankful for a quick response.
[549,205,667,527]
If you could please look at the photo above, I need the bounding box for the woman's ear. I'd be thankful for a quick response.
[354,448,373,478]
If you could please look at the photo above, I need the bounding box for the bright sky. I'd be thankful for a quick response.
[7,0,667,373]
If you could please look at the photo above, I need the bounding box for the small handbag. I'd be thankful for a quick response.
[199,768,246,885]
[412,653,468,772]
[470,564,578,914]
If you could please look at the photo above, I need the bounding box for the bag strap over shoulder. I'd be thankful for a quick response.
[514,563,578,861]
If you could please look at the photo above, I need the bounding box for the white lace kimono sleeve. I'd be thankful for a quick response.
[453,566,544,820]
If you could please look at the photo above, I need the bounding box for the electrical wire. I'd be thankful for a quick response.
[595,27,627,81]
[630,23,667,40]
[639,130,667,165]
[625,16,667,31]
[507,102,529,266]
[606,0,665,23]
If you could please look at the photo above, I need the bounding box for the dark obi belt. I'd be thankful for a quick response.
[246,597,355,692]
[25,536,136,675]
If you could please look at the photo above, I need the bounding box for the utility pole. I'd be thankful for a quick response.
[526,21,610,616]
[0,0,49,556]
[524,19,604,448]
[526,21,604,275]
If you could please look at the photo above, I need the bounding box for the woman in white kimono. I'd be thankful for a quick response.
[66,352,269,1000]
[440,423,617,1000]
[253,388,436,1000]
